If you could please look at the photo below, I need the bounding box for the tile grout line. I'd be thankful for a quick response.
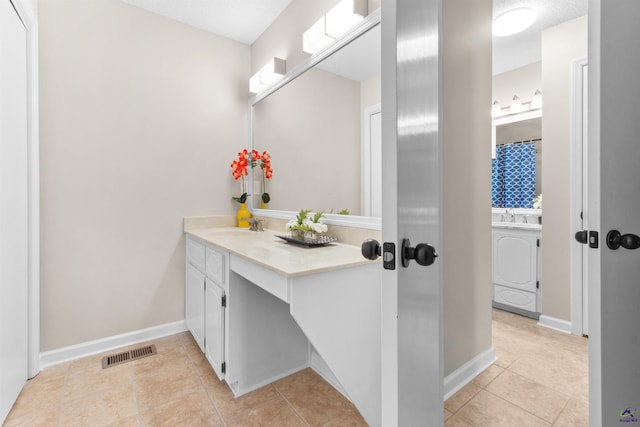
[55,363,71,427]
[272,383,311,427]
[180,336,228,426]
[481,387,553,425]
[129,361,143,427]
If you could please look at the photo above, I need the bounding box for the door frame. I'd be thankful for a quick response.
[570,57,589,336]
[9,0,39,378]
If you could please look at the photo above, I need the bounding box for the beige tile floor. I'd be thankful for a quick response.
[5,309,588,426]
[446,309,589,426]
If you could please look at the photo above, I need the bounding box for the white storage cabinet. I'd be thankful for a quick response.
[492,228,541,315]
[185,236,227,380]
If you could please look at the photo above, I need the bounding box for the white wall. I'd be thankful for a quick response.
[38,0,250,351]
[541,15,588,322]
[443,0,493,375]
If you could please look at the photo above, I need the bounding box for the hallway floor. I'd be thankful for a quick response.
[445,309,589,426]
[5,309,588,426]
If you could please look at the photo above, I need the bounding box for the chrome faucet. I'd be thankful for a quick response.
[249,217,264,232]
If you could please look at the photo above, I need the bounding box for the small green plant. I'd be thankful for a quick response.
[338,209,350,215]
[232,192,248,204]
[261,192,271,203]
[286,209,328,233]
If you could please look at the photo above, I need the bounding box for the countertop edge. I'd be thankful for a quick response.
[185,228,377,278]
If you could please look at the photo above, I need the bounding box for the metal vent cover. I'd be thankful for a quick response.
[101,344,157,369]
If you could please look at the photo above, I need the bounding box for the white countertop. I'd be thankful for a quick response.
[185,227,377,278]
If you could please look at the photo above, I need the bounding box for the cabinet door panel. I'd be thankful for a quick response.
[186,263,205,352]
[205,279,225,380]
[492,230,538,292]
[205,246,225,287]
[494,284,537,312]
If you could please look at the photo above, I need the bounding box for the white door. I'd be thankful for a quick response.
[380,0,443,424]
[0,0,29,422]
[589,0,640,424]
[363,105,382,217]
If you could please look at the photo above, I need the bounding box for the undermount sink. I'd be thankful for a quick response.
[492,221,542,231]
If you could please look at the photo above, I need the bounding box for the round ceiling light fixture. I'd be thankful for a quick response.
[492,8,536,37]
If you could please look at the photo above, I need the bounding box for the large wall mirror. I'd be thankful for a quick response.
[250,11,381,228]
[491,110,542,209]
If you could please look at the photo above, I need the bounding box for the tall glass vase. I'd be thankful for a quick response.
[260,174,266,209]
[240,175,248,196]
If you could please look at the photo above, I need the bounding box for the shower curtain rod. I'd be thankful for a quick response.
[497,138,542,145]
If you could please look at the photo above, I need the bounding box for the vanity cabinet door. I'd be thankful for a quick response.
[186,263,205,352]
[492,229,538,292]
[205,278,225,380]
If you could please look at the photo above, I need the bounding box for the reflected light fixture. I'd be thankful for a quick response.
[302,16,334,55]
[491,100,503,117]
[249,57,286,94]
[509,95,525,114]
[492,8,536,37]
[302,0,367,55]
[530,89,543,109]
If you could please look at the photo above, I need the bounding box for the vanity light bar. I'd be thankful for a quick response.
[530,89,543,109]
[302,0,367,55]
[509,95,525,114]
[491,90,542,117]
[249,57,286,94]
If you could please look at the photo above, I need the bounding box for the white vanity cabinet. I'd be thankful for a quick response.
[492,227,541,315]
[183,227,381,426]
[185,236,227,380]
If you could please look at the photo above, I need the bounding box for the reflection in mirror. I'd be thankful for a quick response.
[492,116,542,208]
[251,20,381,220]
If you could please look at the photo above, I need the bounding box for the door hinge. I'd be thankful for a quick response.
[537,238,540,247]
[221,362,226,374]
[536,280,540,289]
[221,295,226,308]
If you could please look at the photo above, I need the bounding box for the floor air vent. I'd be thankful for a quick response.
[101,344,157,369]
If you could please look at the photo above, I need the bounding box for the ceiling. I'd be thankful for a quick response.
[120,0,295,45]
[120,0,588,74]
[493,0,588,75]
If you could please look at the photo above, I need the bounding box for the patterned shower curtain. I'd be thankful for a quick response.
[492,142,536,208]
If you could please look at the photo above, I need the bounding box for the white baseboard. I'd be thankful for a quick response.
[40,321,188,369]
[444,347,497,400]
[538,315,572,334]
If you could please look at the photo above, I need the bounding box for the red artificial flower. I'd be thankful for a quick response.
[231,149,272,180]
[230,150,249,180]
